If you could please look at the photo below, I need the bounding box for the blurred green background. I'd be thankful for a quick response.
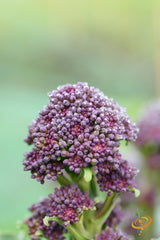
[0,0,159,235]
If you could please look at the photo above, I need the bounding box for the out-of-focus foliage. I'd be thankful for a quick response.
[0,0,156,96]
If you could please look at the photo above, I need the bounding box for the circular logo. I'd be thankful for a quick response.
[131,216,152,236]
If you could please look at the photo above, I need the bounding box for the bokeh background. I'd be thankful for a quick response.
[1,0,160,238]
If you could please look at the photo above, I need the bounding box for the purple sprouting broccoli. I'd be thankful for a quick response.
[136,99,160,147]
[24,198,66,240]
[93,226,130,240]
[95,153,137,193]
[22,83,138,240]
[136,99,160,170]
[23,82,138,193]
[48,184,95,226]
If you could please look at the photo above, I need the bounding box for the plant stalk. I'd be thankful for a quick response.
[57,175,72,186]
[66,225,88,240]
[94,193,119,225]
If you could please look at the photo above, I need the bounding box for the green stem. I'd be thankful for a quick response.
[77,177,90,193]
[94,193,119,225]
[81,193,119,238]
[57,175,72,186]
[66,225,88,240]
[83,211,97,238]
[67,169,90,193]
[74,215,90,239]
[90,169,98,198]
[44,216,88,240]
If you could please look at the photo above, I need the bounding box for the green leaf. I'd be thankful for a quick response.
[43,216,63,226]
[43,216,50,226]
[134,189,140,198]
[35,230,43,236]
[83,168,92,182]
[129,188,140,198]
